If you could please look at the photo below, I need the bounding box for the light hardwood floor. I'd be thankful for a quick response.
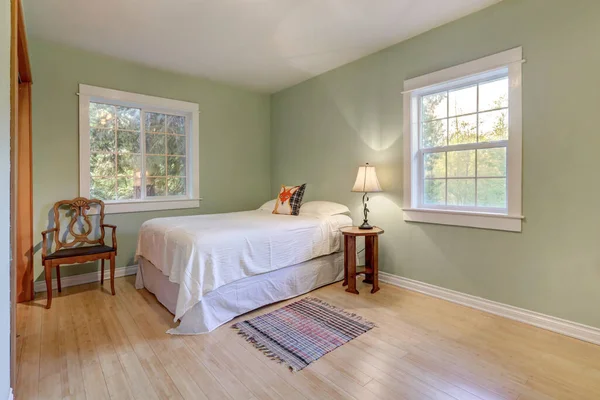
[15,276,600,400]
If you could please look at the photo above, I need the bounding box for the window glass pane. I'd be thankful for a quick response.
[117,131,140,153]
[90,153,115,176]
[448,115,477,145]
[117,154,141,176]
[424,179,445,205]
[167,156,186,177]
[167,135,186,155]
[413,71,513,214]
[166,115,185,134]
[146,156,166,176]
[423,153,445,178]
[117,177,141,200]
[421,92,447,121]
[479,109,508,142]
[477,148,506,177]
[146,133,166,154]
[90,128,115,152]
[479,78,508,111]
[89,103,115,128]
[87,97,193,204]
[90,177,116,200]
[167,177,186,196]
[477,178,506,208]
[448,85,476,117]
[447,179,475,206]
[145,112,166,133]
[422,119,447,148]
[116,106,140,131]
[147,177,166,197]
[447,150,475,177]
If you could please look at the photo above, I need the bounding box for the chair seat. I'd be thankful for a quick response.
[46,245,115,260]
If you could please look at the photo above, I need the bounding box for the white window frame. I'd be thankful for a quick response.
[402,48,524,232]
[78,84,201,214]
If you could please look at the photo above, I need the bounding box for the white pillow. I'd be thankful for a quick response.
[259,199,277,211]
[300,201,350,216]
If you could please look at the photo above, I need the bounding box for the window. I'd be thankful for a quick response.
[79,85,200,213]
[403,48,523,232]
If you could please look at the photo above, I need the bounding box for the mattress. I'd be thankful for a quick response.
[135,252,344,334]
[136,210,352,320]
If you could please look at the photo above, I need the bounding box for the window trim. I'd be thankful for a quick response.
[402,48,523,232]
[78,84,201,214]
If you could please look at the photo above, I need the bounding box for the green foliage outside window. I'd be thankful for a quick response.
[421,77,508,209]
[89,103,187,201]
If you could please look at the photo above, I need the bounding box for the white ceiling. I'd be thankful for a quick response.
[22,0,501,93]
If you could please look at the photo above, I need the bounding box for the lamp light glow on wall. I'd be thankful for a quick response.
[351,163,382,229]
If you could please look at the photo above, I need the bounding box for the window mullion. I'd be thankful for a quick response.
[186,117,191,197]
[475,83,480,207]
[418,97,426,208]
[113,106,118,201]
[421,140,508,154]
[165,125,169,196]
[444,151,448,206]
[446,91,449,146]
[445,90,449,206]
[140,110,147,201]
[419,150,424,207]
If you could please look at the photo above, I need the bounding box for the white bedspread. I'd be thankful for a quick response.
[136,210,352,321]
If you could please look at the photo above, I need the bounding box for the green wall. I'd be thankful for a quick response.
[31,39,271,280]
[271,0,600,328]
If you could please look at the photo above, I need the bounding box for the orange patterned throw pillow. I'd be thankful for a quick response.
[273,184,306,215]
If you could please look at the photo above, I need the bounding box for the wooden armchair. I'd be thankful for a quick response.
[41,197,117,309]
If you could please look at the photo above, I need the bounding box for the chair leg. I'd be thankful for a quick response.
[101,259,105,285]
[110,253,116,295]
[44,261,52,309]
[56,264,61,293]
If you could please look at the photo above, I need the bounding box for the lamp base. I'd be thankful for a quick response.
[359,220,373,230]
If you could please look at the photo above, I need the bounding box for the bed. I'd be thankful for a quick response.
[134,201,353,334]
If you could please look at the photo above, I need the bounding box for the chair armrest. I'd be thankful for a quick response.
[101,224,117,255]
[41,228,58,259]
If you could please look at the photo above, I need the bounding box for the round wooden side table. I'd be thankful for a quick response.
[340,226,384,294]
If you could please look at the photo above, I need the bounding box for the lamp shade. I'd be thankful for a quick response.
[352,163,382,193]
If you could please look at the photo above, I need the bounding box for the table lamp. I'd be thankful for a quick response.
[351,163,382,229]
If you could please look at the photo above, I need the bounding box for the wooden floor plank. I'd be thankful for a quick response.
[15,276,600,400]
[101,287,183,400]
[57,294,87,399]
[69,284,112,400]
[112,280,203,400]
[15,295,42,400]
[38,290,62,400]
[15,296,30,382]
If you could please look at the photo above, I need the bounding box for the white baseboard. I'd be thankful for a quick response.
[380,272,600,346]
[34,265,138,293]
[7,388,12,400]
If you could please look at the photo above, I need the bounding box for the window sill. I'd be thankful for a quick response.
[104,198,202,214]
[402,208,523,232]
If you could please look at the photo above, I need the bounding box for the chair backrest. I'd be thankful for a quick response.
[52,197,106,251]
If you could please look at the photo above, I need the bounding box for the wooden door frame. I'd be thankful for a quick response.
[10,0,32,390]
[12,0,33,305]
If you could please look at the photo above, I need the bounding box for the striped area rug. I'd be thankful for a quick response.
[232,297,375,371]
